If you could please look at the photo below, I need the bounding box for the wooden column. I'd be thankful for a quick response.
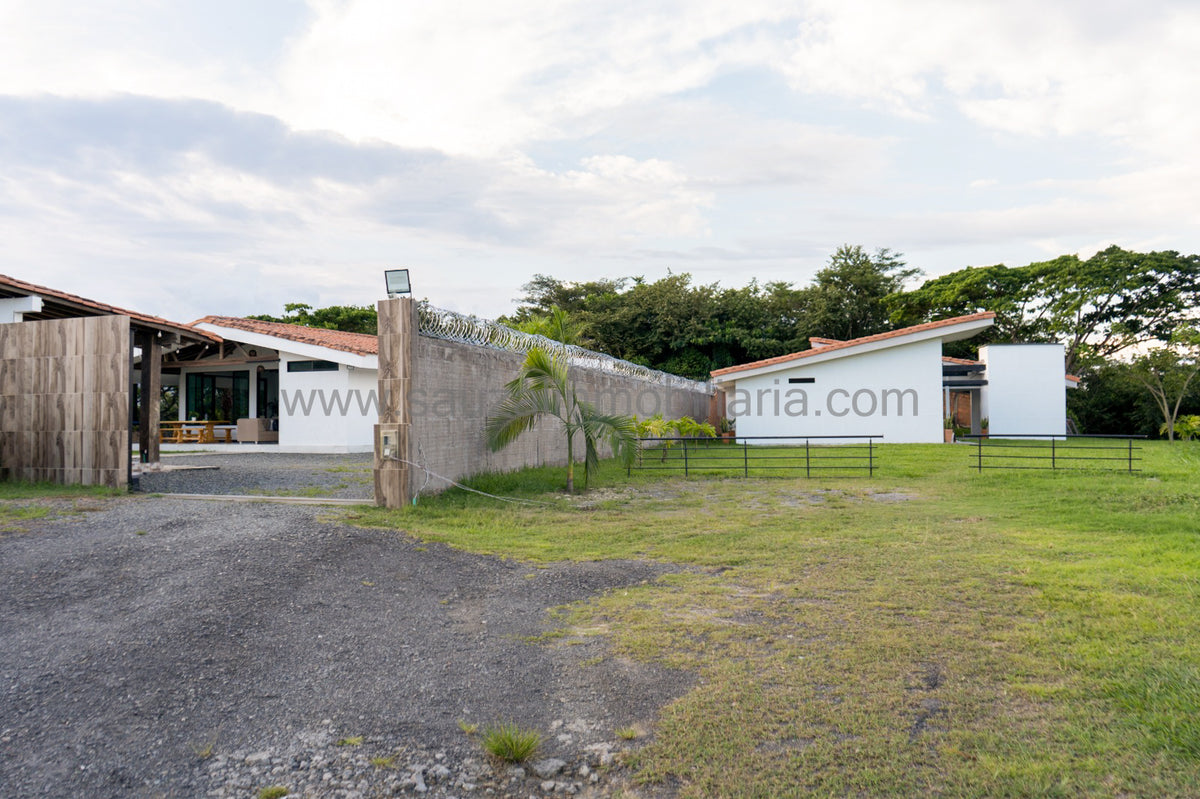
[374,297,415,508]
[137,330,162,466]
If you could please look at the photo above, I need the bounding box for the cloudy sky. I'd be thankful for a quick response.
[2,0,1198,324]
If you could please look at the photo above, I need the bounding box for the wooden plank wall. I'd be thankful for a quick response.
[0,315,130,487]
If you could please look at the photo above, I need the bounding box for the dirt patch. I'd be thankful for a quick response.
[0,496,691,797]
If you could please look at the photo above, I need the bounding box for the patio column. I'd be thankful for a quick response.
[137,329,162,467]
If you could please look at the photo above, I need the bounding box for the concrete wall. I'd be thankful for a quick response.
[980,344,1066,436]
[722,338,944,443]
[0,315,130,487]
[408,335,712,493]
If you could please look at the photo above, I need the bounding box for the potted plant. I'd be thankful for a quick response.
[980,417,989,438]
[719,417,736,442]
[943,416,954,443]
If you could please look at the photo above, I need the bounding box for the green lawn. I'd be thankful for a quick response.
[348,442,1200,797]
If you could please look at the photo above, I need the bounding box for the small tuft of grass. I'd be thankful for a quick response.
[190,739,216,759]
[335,736,364,747]
[370,755,396,768]
[481,722,541,763]
[457,719,479,735]
[615,726,638,740]
[257,787,289,799]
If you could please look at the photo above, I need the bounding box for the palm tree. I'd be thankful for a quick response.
[485,348,637,492]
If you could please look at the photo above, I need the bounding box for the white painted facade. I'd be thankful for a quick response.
[726,338,944,443]
[979,344,1067,436]
[185,322,380,453]
[714,316,1075,444]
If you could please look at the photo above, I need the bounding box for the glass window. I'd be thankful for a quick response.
[286,360,339,372]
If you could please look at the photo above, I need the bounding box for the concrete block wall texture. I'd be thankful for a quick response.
[408,335,712,494]
[0,315,130,487]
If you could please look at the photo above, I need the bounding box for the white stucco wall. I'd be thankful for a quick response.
[277,356,377,452]
[721,339,944,443]
[979,344,1066,436]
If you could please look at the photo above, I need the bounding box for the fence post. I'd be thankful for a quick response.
[868,438,874,477]
[743,439,749,477]
[683,438,689,477]
[805,439,811,478]
[1128,437,1133,473]
[1051,437,1057,470]
[977,436,983,473]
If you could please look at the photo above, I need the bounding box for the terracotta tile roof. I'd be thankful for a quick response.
[809,337,843,348]
[1066,374,1081,383]
[193,316,378,356]
[942,356,982,366]
[711,312,996,378]
[0,272,218,343]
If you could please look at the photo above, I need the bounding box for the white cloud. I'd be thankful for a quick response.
[2,0,1200,323]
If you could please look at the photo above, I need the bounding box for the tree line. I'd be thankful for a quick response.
[253,244,1200,438]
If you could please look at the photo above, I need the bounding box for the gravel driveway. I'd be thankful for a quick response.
[0,495,689,798]
[138,452,376,500]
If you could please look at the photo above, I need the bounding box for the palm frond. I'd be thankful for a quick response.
[485,390,564,451]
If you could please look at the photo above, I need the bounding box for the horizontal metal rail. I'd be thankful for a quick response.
[959,434,1145,473]
[631,435,881,478]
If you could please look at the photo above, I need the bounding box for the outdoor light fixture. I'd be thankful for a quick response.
[385,269,411,298]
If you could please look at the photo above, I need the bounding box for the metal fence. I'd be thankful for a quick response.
[629,436,881,478]
[960,434,1145,473]
[416,302,712,393]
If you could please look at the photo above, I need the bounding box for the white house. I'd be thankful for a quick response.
[170,317,380,452]
[711,313,1075,443]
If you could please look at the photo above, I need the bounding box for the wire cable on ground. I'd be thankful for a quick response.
[397,456,558,507]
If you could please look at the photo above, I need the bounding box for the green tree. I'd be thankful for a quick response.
[508,275,628,321]
[511,306,591,346]
[1126,328,1200,441]
[249,302,378,334]
[888,262,1054,344]
[799,245,919,341]
[485,348,638,492]
[889,247,1200,372]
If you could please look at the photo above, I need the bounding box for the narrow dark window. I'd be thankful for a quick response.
[788,377,816,384]
[286,360,339,373]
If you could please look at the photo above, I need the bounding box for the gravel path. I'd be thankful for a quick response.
[137,453,376,499]
[0,495,689,798]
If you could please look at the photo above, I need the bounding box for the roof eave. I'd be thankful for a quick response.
[194,323,378,369]
[711,316,995,383]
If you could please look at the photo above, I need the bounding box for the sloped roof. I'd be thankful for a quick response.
[711,312,996,378]
[942,356,982,366]
[193,316,378,356]
[0,273,218,343]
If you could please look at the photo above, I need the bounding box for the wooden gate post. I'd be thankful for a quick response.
[374,297,415,508]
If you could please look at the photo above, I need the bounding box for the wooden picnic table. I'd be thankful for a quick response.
[160,420,234,444]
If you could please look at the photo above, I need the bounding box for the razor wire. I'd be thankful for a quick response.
[416,302,712,393]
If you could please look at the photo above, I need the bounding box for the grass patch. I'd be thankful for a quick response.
[334,736,364,747]
[481,722,542,763]
[248,484,348,498]
[0,480,121,531]
[346,441,1200,797]
[256,787,289,799]
[0,481,122,500]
